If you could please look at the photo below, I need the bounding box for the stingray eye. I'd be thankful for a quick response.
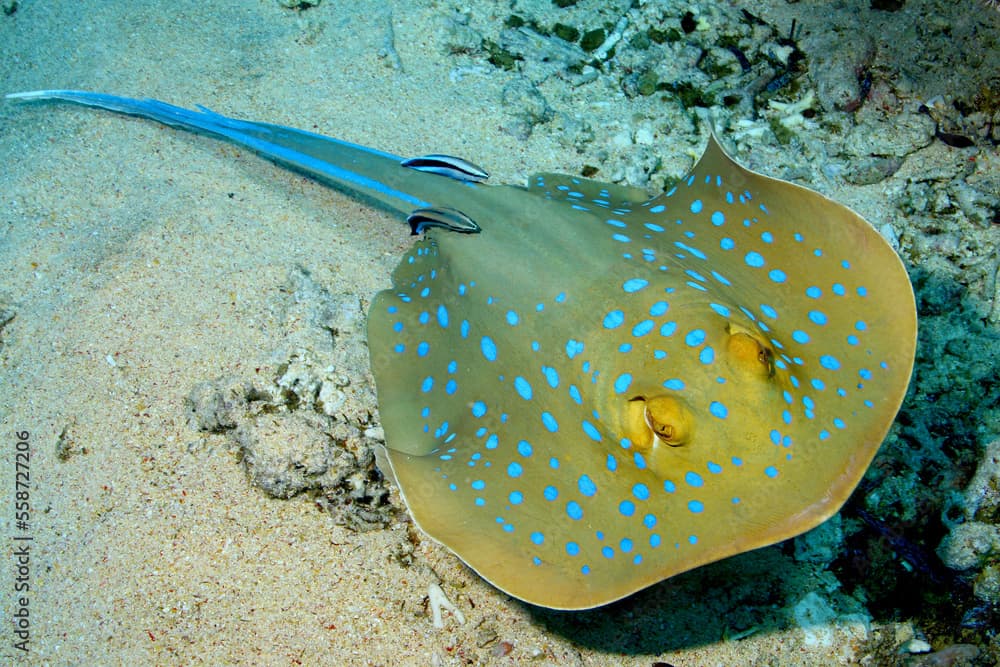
[757,345,775,376]
[726,328,775,379]
[643,395,694,447]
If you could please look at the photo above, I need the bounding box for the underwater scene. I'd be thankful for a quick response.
[1,0,998,664]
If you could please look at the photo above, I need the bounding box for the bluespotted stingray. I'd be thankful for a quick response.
[8,90,916,610]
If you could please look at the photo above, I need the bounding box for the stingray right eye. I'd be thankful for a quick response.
[725,326,775,379]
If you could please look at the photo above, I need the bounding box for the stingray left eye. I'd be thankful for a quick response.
[644,395,694,447]
[624,394,694,452]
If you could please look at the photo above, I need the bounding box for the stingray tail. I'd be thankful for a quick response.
[5,89,463,220]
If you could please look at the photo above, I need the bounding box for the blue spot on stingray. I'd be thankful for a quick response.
[445,379,457,394]
[569,385,582,404]
[710,303,731,317]
[623,278,649,293]
[509,491,524,505]
[765,466,779,478]
[745,251,765,268]
[507,462,523,478]
[517,440,533,457]
[660,322,677,337]
[685,471,704,487]
[632,320,654,337]
[606,454,617,471]
[820,355,841,370]
[542,412,559,432]
[460,319,470,338]
[514,376,533,400]
[699,347,715,364]
[711,271,732,286]
[809,310,827,326]
[566,339,584,359]
[531,532,544,545]
[417,341,429,357]
[633,483,650,500]
[471,401,487,418]
[709,401,728,419]
[690,199,703,213]
[481,336,497,361]
[663,378,685,390]
[806,286,821,299]
[792,330,810,344]
[688,500,704,513]
[436,304,449,327]
[685,329,706,346]
[602,546,614,559]
[720,237,735,250]
[649,301,669,316]
[614,373,632,394]
[421,376,433,392]
[578,475,597,496]
[603,310,625,329]
[582,420,602,442]
[506,310,519,326]
[566,541,580,555]
[619,500,635,517]
[760,304,778,319]
[566,502,583,521]
[542,366,559,388]
[544,485,558,501]
[769,269,787,283]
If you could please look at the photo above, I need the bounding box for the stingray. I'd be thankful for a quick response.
[7,90,916,610]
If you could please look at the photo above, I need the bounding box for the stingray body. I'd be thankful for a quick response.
[8,91,916,610]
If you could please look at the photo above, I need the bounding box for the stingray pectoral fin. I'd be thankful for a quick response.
[529,171,652,208]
